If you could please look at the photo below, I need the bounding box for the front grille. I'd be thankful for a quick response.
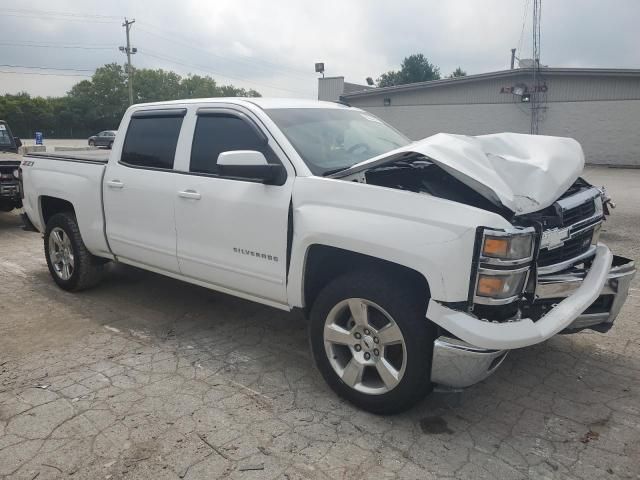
[562,200,595,226]
[538,229,593,267]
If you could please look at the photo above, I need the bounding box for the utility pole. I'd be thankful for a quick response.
[530,0,542,134]
[119,18,136,105]
[510,48,516,69]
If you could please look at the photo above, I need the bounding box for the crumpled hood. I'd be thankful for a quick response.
[335,132,585,215]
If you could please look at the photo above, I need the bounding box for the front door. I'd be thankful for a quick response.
[174,109,293,304]
[103,110,185,273]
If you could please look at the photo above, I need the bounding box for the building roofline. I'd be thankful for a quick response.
[342,67,640,98]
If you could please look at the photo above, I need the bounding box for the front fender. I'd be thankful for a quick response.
[287,177,512,307]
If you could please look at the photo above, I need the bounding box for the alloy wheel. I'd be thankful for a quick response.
[48,227,75,280]
[323,298,407,395]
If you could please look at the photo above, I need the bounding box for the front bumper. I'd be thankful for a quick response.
[429,243,635,388]
[536,254,635,332]
[0,181,20,199]
[431,336,508,388]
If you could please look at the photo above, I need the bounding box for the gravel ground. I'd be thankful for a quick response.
[0,166,638,479]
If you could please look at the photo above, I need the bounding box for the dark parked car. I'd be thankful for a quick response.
[0,120,23,212]
[88,130,117,148]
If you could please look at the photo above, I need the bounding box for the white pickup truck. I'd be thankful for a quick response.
[21,98,635,413]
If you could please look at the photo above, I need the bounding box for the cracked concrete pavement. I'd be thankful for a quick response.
[1,166,639,479]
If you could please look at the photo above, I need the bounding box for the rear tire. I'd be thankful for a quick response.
[309,270,434,414]
[44,212,104,291]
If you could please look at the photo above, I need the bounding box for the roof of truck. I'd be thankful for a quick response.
[130,98,351,110]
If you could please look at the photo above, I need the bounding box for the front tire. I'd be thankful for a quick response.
[88,140,95,147]
[309,270,435,414]
[44,212,104,291]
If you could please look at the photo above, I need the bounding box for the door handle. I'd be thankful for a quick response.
[106,180,124,189]
[178,189,201,200]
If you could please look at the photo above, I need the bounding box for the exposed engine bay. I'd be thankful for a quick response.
[345,152,629,331]
[353,154,509,216]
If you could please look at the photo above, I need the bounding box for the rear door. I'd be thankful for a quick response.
[174,106,294,304]
[103,108,186,273]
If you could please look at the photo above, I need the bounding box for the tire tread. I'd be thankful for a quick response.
[44,212,104,291]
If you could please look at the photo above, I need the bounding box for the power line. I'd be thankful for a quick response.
[0,70,91,77]
[517,0,531,60]
[136,23,313,81]
[0,6,315,96]
[139,49,313,96]
[0,41,113,50]
[0,63,94,72]
[0,12,118,24]
[1,8,121,19]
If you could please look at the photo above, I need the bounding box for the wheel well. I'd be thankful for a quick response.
[40,196,75,226]
[303,244,430,310]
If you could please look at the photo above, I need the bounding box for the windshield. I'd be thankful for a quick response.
[266,108,410,175]
[0,124,14,148]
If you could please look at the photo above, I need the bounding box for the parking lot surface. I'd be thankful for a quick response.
[1,166,639,479]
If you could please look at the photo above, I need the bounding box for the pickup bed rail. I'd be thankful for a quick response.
[26,151,110,164]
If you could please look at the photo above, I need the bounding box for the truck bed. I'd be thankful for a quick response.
[26,150,110,164]
[21,149,111,258]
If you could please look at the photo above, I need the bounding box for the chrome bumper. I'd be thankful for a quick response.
[431,336,507,389]
[537,254,635,331]
[429,248,635,390]
[0,181,19,198]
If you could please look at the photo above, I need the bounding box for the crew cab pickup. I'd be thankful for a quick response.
[0,120,23,212]
[21,98,635,413]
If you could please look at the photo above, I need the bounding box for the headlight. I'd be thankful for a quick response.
[476,268,529,300]
[472,227,536,305]
[481,230,534,263]
[594,195,603,217]
[13,169,19,179]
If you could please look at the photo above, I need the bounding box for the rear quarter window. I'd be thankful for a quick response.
[121,115,183,169]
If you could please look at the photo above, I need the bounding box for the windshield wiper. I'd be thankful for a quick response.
[322,165,354,176]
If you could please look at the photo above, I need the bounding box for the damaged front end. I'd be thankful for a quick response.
[337,141,634,390]
[432,181,634,389]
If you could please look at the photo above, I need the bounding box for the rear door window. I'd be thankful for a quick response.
[121,113,184,169]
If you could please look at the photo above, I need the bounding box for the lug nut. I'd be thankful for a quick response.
[354,332,362,339]
[373,337,379,344]
[373,348,379,356]
[354,344,362,352]
[364,352,371,360]
[364,329,370,335]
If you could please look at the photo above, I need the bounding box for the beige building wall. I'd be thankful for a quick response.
[346,72,640,166]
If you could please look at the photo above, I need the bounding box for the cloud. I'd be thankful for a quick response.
[1,0,638,98]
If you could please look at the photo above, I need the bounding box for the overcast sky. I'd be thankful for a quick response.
[1,0,639,98]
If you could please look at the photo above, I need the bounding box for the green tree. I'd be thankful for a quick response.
[180,74,219,98]
[448,67,467,78]
[377,54,441,87]
[0,63,261,138]
[134,68,183,103]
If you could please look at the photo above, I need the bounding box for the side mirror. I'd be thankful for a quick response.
[14,137,22,148]
[217,150,285,185]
